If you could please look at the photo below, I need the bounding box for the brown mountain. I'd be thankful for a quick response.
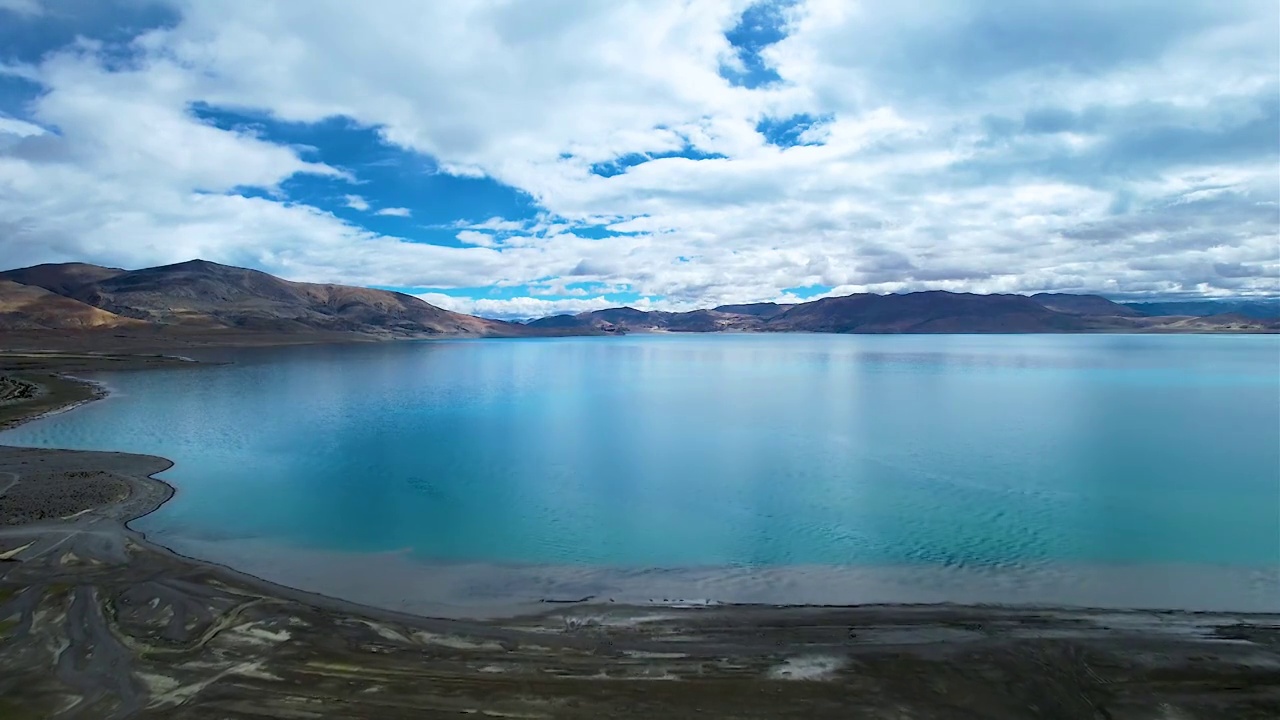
[0,280,143,330]
[1,260,530,338]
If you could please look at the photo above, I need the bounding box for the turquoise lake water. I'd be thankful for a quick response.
[4,334,1278,612]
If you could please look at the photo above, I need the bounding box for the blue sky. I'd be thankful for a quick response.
[0,0,1276,318]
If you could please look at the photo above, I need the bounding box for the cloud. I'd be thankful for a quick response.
[467,216,527,232]
[0,0,42,16]
[0,116,47,137]
[0,0,1276,315]
[455,230,496,247]
[416,293,675,320]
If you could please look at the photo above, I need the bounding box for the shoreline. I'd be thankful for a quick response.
[142,533,1280,618]
[0,368,495,628]
[1,362,1278,717]
[8,369,1280,620]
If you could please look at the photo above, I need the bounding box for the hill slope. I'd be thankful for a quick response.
[2,260,529,337]
[0,280,143,330]
[0,262,127,297]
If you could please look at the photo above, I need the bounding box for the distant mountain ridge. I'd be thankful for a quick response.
[1121,299,1280,320]
[1,260,1275,337]
[1031,293,1143,317]
[530,291,1278,334]
[0,260,533,337]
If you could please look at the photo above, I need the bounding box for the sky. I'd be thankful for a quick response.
[0,0,1276,319]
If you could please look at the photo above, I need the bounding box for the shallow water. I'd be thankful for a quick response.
[5,334,1278,612]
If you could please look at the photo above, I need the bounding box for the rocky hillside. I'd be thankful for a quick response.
[0,260,529,337]
[0,280,143,331]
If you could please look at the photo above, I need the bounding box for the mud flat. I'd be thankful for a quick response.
[0,370,1277,718]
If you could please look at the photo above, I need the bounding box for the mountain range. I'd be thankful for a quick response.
[531,292,1276,334]
[1,260,1275,338]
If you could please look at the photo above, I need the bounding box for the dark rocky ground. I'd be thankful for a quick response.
[0,370,1277,718]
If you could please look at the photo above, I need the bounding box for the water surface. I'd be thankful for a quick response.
[5,335,1277,613]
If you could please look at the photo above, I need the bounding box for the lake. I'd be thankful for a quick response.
[4,334,1278,615]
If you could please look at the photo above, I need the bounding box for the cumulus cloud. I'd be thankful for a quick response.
[0,0,1276,317]
[343,194,370,211]
[466,216,528,232]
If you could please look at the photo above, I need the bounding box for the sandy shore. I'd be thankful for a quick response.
[0,362,1278,718]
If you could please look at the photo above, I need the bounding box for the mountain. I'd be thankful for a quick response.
[528,307,769,333]
[768,291,1087,333]
[4,259,1274,338]
[1030,293,1142,317]
[0,280,142,330]
[525,313,593,329]
[1147,313,1276,332]
[712,302,792,318]
[0,260,531,338]
[1122,299,1280,319]
[530,291,1277,334]
[0,262,126,296]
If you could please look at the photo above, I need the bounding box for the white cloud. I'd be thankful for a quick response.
[374,207,411,217]
[0,0,42,17]
[416,293,678,320]
[0,116,47,137]
[455,230,496,247]
[0,0,1276,316]
[468,216,527,232]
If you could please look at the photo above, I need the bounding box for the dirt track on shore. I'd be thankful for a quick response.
[0,368,1277,718]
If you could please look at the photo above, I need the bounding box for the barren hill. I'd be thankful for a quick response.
[0,262,126,296]
[0,280,143,330]
[1,260,529,338]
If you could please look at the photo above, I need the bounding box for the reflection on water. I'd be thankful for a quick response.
[3,334,1278,610]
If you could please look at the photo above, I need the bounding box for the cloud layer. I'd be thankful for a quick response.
[1,0,1276,318]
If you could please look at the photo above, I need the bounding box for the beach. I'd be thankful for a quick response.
[0,359,1278,718]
